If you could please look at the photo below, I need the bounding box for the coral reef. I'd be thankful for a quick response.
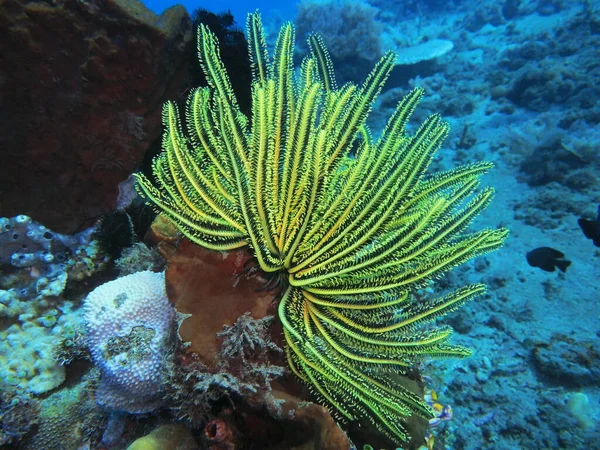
[0,215,105,394]
[3,0,599,448]
[93,197,158,261]
[295,0,456,86]
[258,391,353,450]
[566,392,595,430]
[53,321,90,366]
[22,379,104,450]
[166,311,351,450]
[217,313,283,367]
[296,0,382,61]
[83,271,176,413]
[531,334,600,388]
[395,39,454,65]
[93,211,137,260]
[167,312,285,424]
[0,307,81,394]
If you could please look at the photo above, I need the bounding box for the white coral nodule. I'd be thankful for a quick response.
[83,271,175,413]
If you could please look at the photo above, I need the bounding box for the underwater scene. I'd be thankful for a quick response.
[0,0,599,449]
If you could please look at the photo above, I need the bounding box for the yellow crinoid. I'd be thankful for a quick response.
[135,12,508,445]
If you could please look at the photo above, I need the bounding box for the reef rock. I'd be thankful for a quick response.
[0,0,193,233]
[165,240,275,365]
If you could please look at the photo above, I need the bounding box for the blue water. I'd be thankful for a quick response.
[144,0,297,25]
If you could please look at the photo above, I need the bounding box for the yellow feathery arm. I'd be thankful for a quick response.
[297,181,495,284]
[318,285,486,335]
[377,87,424,150]
[146,110,236,233]
[325,51,396,168]
[261,21,295,218]
[314,86,424,230]
[340,115,448,245]
[301,338,432,440]
[301,228,508,295]
[318,83,357,136]
[291,83,362,249]
[302,290,409,310]
[290,113,449,274]
[297,129,373,250]
[219,92,282,271]
[163,101,246,233]
[293,199,445,282]
[197,25,250,171]
[134,174,247,249]
[271,22,297,235]
[299,231,505,295]
[295,104,446,267]
[282,127,327,267]
[402,161,494,212]
[299,56,318,89]
[186,87,234,186]
[247,12,269,84]
[246,83,280,257]
[279,81,321,254]
[385,188,498,270]
[308,33,337,92]
[310,308,455,350]
[315,86,422,221]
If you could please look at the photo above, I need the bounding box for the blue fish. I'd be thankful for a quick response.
[526,247,571,273]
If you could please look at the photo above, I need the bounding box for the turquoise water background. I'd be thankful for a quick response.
[144,0,297,25]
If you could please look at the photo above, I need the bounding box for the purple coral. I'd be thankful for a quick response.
[83,270,175,413]
[0,215,78,303]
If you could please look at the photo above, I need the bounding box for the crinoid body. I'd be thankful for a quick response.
[135,12,508,446]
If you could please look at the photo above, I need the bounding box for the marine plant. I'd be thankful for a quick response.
[135,12,508,445]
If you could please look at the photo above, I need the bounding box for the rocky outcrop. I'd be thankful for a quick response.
[0,0,193,233]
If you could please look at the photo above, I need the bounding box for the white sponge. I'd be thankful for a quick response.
[84,271,175,413]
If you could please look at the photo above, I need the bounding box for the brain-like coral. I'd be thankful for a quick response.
[22,379,101,450]
[84,270,175,413]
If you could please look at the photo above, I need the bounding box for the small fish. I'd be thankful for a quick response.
[526,247,571,273]
[578,205,600,247]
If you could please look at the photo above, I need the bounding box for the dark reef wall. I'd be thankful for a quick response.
[0,0,193,233]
